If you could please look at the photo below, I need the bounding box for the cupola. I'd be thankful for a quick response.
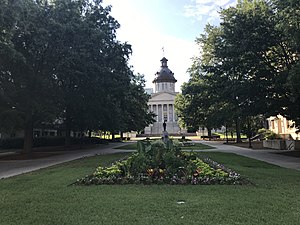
[153,57,177,93]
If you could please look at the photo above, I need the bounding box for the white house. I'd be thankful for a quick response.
[144,57,182,135]
[267,114,300,140]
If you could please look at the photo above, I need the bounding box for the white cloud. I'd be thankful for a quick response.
[184,0,236,24]
[185,4,216,16]
[214,0,232,7]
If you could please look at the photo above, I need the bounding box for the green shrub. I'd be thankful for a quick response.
[258,128,281,140]
[0,138,24,149]
[0,136,109,149]
[76,139,245,185]
[33,137,65,147]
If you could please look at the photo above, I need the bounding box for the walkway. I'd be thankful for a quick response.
[198,141,300,171]
[1,141,300,179]
[0,143,133,179]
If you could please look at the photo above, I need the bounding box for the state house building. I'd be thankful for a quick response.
[144,57,182,135]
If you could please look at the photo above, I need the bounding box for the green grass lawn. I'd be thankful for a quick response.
[213,132,248,139]
[114,142,214,150]
[114,143,138,150]
[1,152,300,225]
[181,143,215,150]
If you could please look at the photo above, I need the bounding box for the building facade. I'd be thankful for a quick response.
[267,115,300,140]
[144,57,182,135]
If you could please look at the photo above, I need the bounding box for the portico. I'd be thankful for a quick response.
[148,103,176,122]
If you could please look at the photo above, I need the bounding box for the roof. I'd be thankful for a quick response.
[149,91,178,102]
[153,57,177,83]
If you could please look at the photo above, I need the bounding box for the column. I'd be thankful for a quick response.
[171,104,173,121]
[158,104,162,122]
[169,104,173,122]
[167,104,170,122]
[162,104,165,122]
[172,104,175,122]
[156,104,158,122]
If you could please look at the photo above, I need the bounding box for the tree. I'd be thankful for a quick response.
[0,0,59,154]
[175,78,229,137]
[286,62,300,128]
[118,73,155,136]
[1,0,155,152]
[45,0,139,144]
[272,0,300,128]
[218,0,300,131]
[178,0,300,146]
[175,24,244,141]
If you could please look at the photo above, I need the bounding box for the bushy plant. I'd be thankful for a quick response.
[0,138,24,149]
[0,136,109,150]
[75,140,246,185]
[258,128,281,140]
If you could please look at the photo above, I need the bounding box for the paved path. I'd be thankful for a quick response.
[0,143,133,179]
[197,141,300,171]
[1,141,300,179]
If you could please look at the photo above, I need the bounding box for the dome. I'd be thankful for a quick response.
[153,57,177,83]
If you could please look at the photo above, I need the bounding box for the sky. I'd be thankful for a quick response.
[103,0,237,91]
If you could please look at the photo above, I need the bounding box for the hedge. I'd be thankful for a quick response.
[0,137,109,149]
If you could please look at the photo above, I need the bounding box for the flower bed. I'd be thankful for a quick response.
[75,140,246,185]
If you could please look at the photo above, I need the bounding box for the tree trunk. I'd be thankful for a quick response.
[236,118,242,143]
[247,117,252,148]
[225,124,228,143]
[65,109,71,147]
[23,111,33,156]
[111,132,115,140]
[207,127,212,140]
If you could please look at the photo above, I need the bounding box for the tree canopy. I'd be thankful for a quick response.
[175,0,300,138]
[0,0,153,153]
